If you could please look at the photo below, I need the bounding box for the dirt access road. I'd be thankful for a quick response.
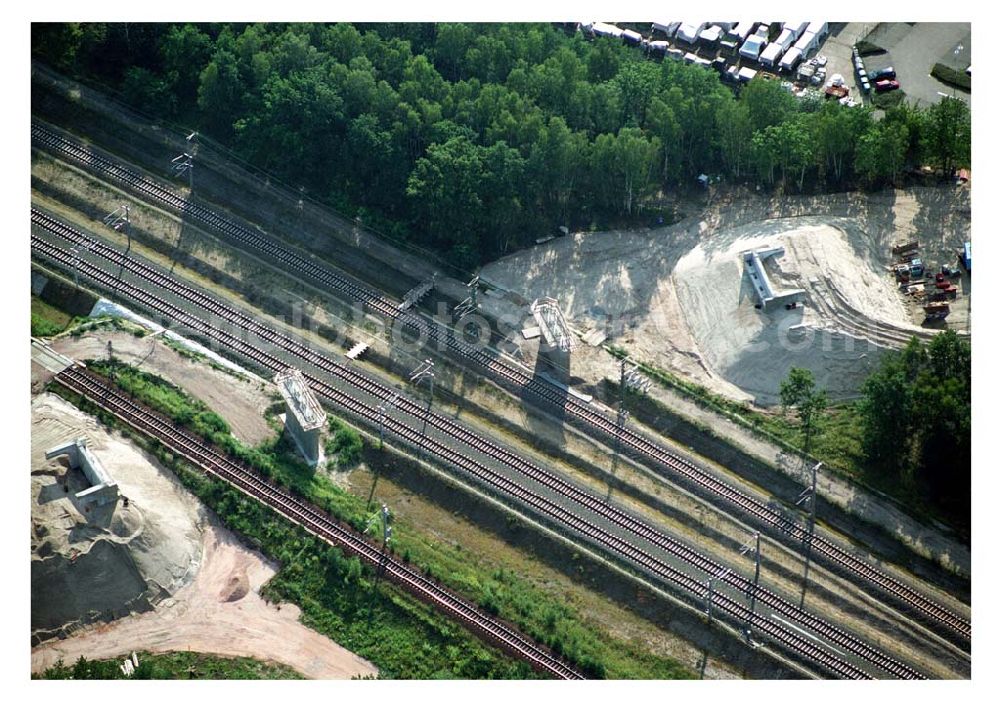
[31,354,375,679]
[32,521,378,680]
[482,184,970,406]
[51,329,275,446]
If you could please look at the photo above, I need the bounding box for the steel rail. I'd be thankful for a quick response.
[54,365,868,680]
[32,211,924,679]
[31,122,969,642]
[51,366,583,680]
[33,229,898,678]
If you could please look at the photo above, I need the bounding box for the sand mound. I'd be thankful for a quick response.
[31,393,205,644]
[219,567,250,602]
[673,218,914,404]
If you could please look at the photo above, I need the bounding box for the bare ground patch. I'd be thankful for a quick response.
[30,392,377,680]
[51,329,275,446]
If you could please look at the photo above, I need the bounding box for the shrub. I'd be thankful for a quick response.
[872,89,905,110]
[31,313,65,337]
[325,417,364,470]
[855,40,885,56]
[931,63,971,91]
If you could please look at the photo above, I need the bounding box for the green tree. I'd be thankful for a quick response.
[528,116,588,223]
[855,120,909,186]
[406,135,525,266]
[586,37,622,82]
[858,338,923,476]
[713,99,753,179]
[526,46,588,121]
[614,59,661,126]
[121,66,178,116]
[814,101,872,183]
[31,23,86,71]
[780,368,828,453]
[740,78,797,132]
[345,113,403,210]
[160,24,213,107]
[235,68,346,183]
[775,116,816,189]
[645,96,683,183]
[591,127,660,215]
[910,332,971,513]
[431,23,474,81]
[924,96,971,177]
[656,64,728,181]
[859,333,970,522]
[197,48,246,140]
[751,125,782,185]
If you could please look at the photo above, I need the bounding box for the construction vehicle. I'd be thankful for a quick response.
[892,240,919,259]
[929,286,958,301]
[960,242,971,272]
[923,301,950,321]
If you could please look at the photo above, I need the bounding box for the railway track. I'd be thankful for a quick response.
[32,218,922,679]
[51,366,583,680]
[31,122,970,644]
[53,362,868,680]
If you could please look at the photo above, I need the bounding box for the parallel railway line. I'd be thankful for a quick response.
[51,366,584,680]
[31,122,969,645]
[32,217,921,679]
[53,360,867,679]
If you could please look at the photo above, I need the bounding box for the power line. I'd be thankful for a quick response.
[738,531,762,646]
[104,203,131,289]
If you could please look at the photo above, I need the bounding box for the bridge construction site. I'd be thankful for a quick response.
[29,63,971,683]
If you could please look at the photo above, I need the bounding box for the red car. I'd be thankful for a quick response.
[875,79,900,93]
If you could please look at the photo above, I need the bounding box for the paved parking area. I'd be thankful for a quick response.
[820,22,870,103]
[863,22,971,108]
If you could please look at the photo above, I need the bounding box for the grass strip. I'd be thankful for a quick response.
[34,651,303,680]
[68,360,693,679]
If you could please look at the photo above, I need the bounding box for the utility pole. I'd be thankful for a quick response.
[704,578,715,622]
[953,43,964,100]
[171,152,194,190]
[105,340,116,396]
[377,393,400,451]
[171,132,196,191]
[103,203,132,253]
[739,531,762,645]
[612,357,650,467]
[367,404,395,510]
[71,244,80,289]
[364,503,392,623]
[376,503,392,583]
[803,462,821,548]
[104,204,132,289]
[453,275,480,321]
[618,358,652,417]
[795,462,822,607]
[410,359,435,415]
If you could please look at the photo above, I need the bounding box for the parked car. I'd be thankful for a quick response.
[869,66,896,80]
[875,78,900,92]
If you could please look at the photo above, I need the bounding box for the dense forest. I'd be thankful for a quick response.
[32,22,971,270]
[859,331,971,524]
